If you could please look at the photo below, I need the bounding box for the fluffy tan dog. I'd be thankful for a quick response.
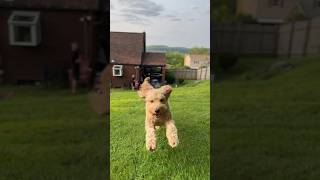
[138,77,179,151]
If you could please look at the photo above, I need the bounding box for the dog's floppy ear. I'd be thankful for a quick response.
[161,85,172,98]
[138,77,154,99]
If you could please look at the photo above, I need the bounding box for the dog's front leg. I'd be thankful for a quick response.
[145,123,156,151]
[166,120,179,148]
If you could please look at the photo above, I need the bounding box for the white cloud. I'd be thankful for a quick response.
[111,0,210,48]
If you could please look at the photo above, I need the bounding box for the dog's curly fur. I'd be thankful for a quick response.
[138,77,179,151]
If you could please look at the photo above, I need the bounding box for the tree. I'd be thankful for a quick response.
[189,47,210,55]
[166,52,184,69]
[211,0,237,22]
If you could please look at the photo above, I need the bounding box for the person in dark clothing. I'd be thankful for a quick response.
[131,74,135,90]
[70,42,80,94]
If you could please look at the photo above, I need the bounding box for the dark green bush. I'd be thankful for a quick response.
[286,11,308,22]
[236,14,257,23]
[178,78,184,85]
[166,52,184,69]
[165,70,175,84]
[216,53,238,71]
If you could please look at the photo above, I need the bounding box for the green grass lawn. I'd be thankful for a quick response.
[110,81,210,179]
[0,87,107,180]
[213,56,320,179]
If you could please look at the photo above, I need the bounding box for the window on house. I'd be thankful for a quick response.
[112,65,123,76]
[8,11,41,46]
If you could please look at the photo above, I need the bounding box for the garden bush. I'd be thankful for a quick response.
[165,70,176,84]
[216,53,238,71]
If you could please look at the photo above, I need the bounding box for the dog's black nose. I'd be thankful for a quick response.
[155,109,160,113]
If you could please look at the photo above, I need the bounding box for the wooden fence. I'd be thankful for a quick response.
[278,18,320,57]
[213,17,320,57]
[171,67,210,80]
[212,22,278,56]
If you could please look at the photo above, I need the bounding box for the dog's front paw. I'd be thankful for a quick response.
[146,140,156,151]
[168,137,179,148]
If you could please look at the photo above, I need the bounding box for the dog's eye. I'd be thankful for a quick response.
[150,100,154,103]
[160,98,164,102]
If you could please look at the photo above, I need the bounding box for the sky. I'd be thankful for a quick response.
[110,0,210,48]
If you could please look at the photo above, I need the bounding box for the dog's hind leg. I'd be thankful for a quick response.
[165,120,179,148]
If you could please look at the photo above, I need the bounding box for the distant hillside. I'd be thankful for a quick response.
[146,45,190,54]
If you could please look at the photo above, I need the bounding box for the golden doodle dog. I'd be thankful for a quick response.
[138,77,179,151]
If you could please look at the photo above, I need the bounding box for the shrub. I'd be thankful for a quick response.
[183,66,191,69]
[165,70,175,84]
[199,64,208,69]
[178,78,184,85]
[189,47,210,55]
[286,11,308,22]
[166,52,184,69]
[216,53,238,71]
[236,14,257,23]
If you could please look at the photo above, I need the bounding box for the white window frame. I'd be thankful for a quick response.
[8,11,41,46]
[112,65,123,76]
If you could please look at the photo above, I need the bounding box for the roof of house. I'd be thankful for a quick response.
[187,54,210,61]
[110,32,145,65]
[143,52,166,66]
[0,0,99,10]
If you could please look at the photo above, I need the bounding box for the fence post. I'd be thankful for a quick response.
[196,69,198,80]
[197,69,199,80]
[233,23,241,55]
[186,70,188,80]
[205,67,208,80]
[288,21,295,58]
[274,25,280,57]
[259,26,264,55]
[303,19,312,57]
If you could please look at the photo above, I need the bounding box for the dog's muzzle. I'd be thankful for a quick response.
[154,113,161,118]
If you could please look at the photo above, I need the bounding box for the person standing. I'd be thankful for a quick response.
[131,74,135,90]
[70,42,80,94]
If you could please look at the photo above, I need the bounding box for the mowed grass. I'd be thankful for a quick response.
[213,57,320,180]
[110,81,210,179]
[0,87,107,180]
